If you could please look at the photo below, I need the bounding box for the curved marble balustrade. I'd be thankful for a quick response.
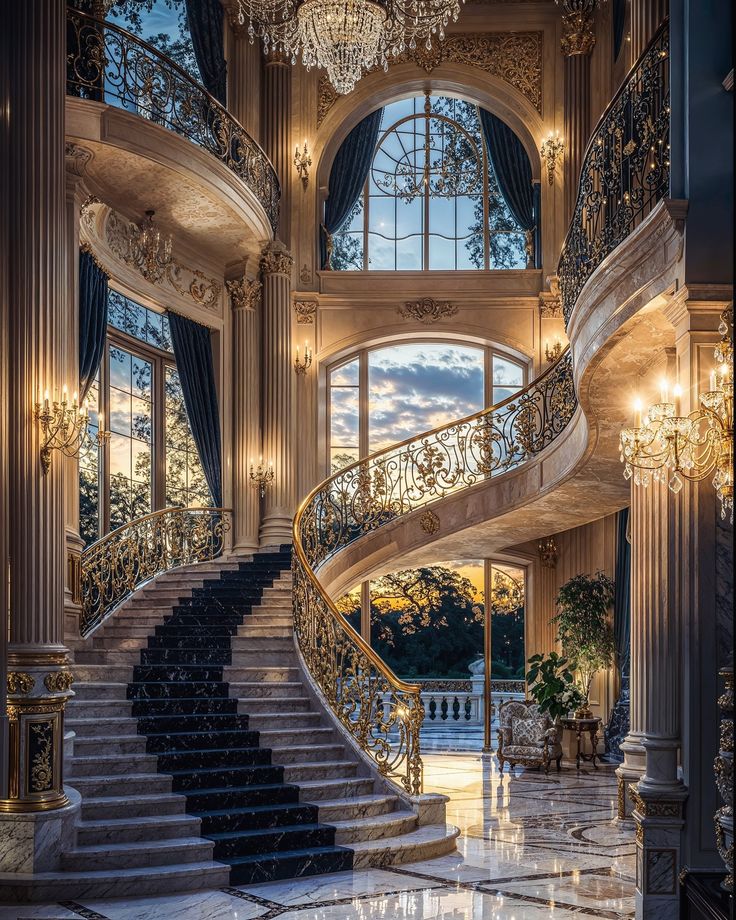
[66,9,279,233]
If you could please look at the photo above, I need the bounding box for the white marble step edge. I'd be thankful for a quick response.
[60,836,215,872]
[350,823,461,869]
[331,809,418,844]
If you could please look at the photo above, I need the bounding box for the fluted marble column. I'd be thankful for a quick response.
[560,7,595,223]
[1,0,75,834]
[261,51,291,244]
[259,242,295,546]
[226,21,261,143]
[631,0,668,60]
[227,274,262,553]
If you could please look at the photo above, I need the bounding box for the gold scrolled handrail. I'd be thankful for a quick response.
[80,506,231,638]
[66,9,280,233]
[292,349,577,795]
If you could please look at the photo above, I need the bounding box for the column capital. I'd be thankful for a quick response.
[260,241,294,277]
[560,9,596,57]
[226,276,262,312]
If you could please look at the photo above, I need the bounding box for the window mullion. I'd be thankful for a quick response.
[154,355,166,510]
[359,350,369,460]
[101,340,111,537]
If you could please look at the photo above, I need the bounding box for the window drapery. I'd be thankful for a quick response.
[613,0,627,60]
[167,311,222,507]
[184,0,227,105]
[614,507,631,677]
[79,247,109,402]
[321,108,383,269]
[478,109,541,269]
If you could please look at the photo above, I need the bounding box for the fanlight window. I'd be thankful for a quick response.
[332,95,528,272]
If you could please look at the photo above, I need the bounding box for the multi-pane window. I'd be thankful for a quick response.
[328,342,526,474]
[332,96,528,272]
[79,292,211,547]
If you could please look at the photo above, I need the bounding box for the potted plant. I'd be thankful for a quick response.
[526,651,586,721]
[552,571,615,718]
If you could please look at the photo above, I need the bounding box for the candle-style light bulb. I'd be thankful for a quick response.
[633,398,642,428]
[673,383,682,415]
[710,369,717,391]
[660,378,670,404]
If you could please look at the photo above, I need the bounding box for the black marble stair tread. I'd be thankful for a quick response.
[205,824,336,858]
[191,801,317,821]
[225,845,353,885]
[181,782,301,810]
[206,821,330,843]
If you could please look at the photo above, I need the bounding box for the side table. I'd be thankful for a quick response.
[562,717,602,770]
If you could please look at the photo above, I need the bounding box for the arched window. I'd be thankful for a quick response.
[79,290,211,547]
[331,95,529,272]
[327,341,527,474]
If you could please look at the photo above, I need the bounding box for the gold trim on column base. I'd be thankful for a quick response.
[7,651,70,669]
[0,793,70,814]
[2,698,68,813]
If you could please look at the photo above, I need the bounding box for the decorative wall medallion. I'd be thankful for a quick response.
[226,276,262,312]
[29,722,54,793]
[419,509,440,535]
[260,246,294,276]
[294,301,317,324]
[300,264,312,284]
[399,298,458,324]
[44,671,75,694]
[317,30,543,124]
[7,672,35,695]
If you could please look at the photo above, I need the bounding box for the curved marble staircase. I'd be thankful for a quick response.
[30,550,457,901]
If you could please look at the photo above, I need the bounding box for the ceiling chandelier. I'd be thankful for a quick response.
[490,570,525,616]
[235,0,463,95]
[619,307,733,522]
[129,210,173,285]
[372,92,481,201]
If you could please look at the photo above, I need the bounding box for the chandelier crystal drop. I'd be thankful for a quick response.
[235,0,463,95]
[619,307,734,522]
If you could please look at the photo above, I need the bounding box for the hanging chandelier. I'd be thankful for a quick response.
[490,570,525,616]
[129,210,173,285]
[235,0,463,95]
[372,92,481,201]
[619,307,733,522]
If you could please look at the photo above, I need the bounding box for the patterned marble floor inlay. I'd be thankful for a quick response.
[0,753,635,919]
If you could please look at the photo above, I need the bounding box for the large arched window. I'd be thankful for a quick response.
[331,95,528,272]
[328,341,527,474]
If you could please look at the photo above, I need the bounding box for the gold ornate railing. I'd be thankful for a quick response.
[558,20,670,326]
[292,350,576,794]
[66,9,279,233]
[80,507,231,638]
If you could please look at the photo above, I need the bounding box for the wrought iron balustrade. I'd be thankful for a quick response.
[558,20,670,326]
[80,507,231,637]
[292,350,577,795]
[66,9,279,233]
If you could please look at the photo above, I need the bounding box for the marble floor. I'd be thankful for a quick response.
[0,754,635,920]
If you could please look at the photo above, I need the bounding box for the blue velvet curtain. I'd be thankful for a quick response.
[613,0,627,60]
[167,311,222,507]
[184,0,227,105]
[320,108,383,269]
[79,248,109,402]
[479,108,540,268]
[613,507,631,677]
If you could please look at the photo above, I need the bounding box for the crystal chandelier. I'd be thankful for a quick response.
[129,210,173,285]
[235,0,463,95]
[619,307,733,522]
[490,570,525,616]
[372,93,481,202]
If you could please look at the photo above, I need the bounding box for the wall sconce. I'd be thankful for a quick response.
[540,132,564,185]
[545,338,563,363]
[34,387,110,474]
[293,141,312,188]
[538,536,558,568]
[250,457,274,498]
[294,342,313,375]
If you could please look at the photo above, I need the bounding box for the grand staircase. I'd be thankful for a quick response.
[27,550,457,901]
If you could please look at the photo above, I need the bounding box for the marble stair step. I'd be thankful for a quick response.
[350,823,460,869]
[267,743,345,765]
[225,667,300,683]
[67,772,173,798]
[66,716,138,736]
[251,721,329,741]
[231,635,293,649]
[181,782,300,812]
[127,680,231,700]
[282,760,358,783]
[60,837,214,872]
[66,699,133,717]
[75,650,142,665]
[229,681,304,699]
[139,648,233,666]
[237,625,293,638]
[169,763,285,792]
[74,734,148,756]
[0,861,230,902]
[297,776,375,801]
[75,813,202,846]
[71,681,129,700]
[235,696,310,713]
[241,614,292,627]
[331,810,417,844]
[317,793,399,822]
[193,801,318,835]
[69,752,160,777]
[92,637,149,651]
[136,712,250,734]
[226,651,299,668]
[143,728,259,754]
[206,822,336,860]
[74,665,134,682]
[81,792,189,821]
[156,746,270,772]
[130,696,238,717]
[226,845,352,886]
[107,610,173,621]
[95,626,159,638]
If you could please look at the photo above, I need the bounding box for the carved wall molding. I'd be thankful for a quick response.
[419,509,441,535]
[399,298,458,324]
[80,200,223,312]
[539,274,563,317]
[65,141,94,177]
[226,276,262,312]
[317,30,543,125]
[293,301,317,324]
[260,245,294,276]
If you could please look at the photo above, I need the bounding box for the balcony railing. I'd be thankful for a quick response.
[66,9,279,233]
[558,20,670,326]
[293,350,577,795]
[80,507,231,637]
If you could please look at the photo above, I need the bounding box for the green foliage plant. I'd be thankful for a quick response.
[526,651,585,720]
[552,571,615,704]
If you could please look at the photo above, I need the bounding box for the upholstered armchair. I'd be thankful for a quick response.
[497,700,562,774]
